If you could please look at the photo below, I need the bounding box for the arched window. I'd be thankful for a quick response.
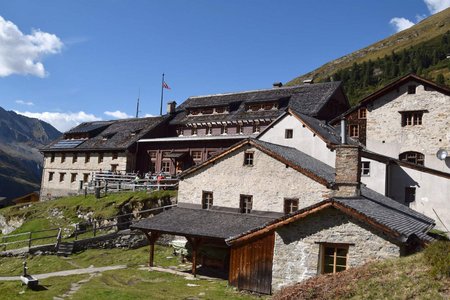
[399,151,425,166]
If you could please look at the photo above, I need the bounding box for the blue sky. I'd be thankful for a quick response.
[0,0,449,131]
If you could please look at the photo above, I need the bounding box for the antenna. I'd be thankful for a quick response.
[136,88,140,118]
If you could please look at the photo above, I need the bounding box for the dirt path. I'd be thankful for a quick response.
[53,272,101,299]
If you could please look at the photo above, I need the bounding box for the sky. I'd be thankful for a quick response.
[0,0,449,132]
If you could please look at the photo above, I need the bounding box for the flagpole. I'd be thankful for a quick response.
[136,88,140,118]
[160,73,165,116]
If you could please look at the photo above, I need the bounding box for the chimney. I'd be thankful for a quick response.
[273,82,283,88]
[333,144,362,197]
[340,119,347,144]
[167,101,177,114]
[303,78,314,84]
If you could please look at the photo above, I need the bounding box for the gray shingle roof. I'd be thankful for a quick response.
[170,82,342,125]
[131,207,274,239]
[42,116,168,151]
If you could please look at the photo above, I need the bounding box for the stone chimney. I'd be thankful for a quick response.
[167,101,177,115]
[333,144,362,197]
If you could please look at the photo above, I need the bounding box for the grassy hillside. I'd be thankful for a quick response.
[273,241,450,300]
[288,8,450,104]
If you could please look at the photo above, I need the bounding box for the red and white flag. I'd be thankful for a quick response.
[162,81,171,90]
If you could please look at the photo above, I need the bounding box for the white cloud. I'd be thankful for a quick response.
[390,17,415,32]
[15,100,34,106]
[15,111,101,132]
[143,113,156,118]
[423,0,450,13]
[104,110,133,119]
[0,15,63,78]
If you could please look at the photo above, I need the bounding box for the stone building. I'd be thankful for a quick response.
[40,116,168,199]
[132,138,434,294]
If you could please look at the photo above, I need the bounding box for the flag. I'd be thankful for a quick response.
[162,81,171,90]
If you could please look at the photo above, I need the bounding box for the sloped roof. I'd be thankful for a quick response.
[170,82,343,125]
[131,207,273,239]
[179,138,336,187]
[42,116,168,152]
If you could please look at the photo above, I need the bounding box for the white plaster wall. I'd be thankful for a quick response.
[361,158,386,195]
[178,145,330,213]
[366,82,450,172]
[272,208,400,291]
[40,152,128,199]
[258,114,336,167]
[388,164,450,231]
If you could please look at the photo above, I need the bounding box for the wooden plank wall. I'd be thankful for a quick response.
[229,232,275,294]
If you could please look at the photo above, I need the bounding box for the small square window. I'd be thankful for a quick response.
[202,191,213,209]
[349,125,359,137]
[240,195,253,214]
[161,161,171,173]
[48,172,54,181]
[284,198,299,214]
[361,161,370,176]
[191,151,202,160]
[401,111,423,127]
[321,244,348,274]
[71,173,77,183]
[407,85,416,94]
[358,108,367,119]
[285,129,293,139]
[405,187,416,203]
[244,151,254,166]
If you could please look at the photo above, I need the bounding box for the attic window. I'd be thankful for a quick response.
[358,108,367,119]
[407,85,416,94]
[284,198,299,214]
[102,133,116,140]
[285,129,293,139]
[131,129,141,136]
[240,195,253,214]
[202,191,213,209]
[399,151,424,166]
[244,151,254,166]
[50,153,55,163]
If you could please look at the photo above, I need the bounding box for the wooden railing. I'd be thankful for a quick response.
[0,228,61,252]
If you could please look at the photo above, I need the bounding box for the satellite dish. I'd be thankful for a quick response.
[436,149,448,160]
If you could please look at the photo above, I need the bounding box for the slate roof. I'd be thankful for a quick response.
[170,82,342,125]
[42,116,168,152]
[131,207,274,239]
[179,138,336,186]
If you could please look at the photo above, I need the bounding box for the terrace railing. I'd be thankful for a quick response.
[0,228,62,252]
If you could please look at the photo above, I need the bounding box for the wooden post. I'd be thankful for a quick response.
[187,237,202,277]
[93,222,97,237]
[144,232,160,267]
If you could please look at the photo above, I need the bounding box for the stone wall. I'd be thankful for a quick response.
[366,81,450,172]
[271,207,400,291]
[178,145,330,213]
[40,151,129,199]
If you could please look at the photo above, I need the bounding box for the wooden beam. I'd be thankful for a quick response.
[187,237,202,277]
[144,231,160,267]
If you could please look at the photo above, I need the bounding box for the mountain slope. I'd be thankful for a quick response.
[0,107,61,203]
[288,7,450,103]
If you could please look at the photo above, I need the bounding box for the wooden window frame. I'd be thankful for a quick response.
[161,160,171,173]
[401,111,423,127]
[202,191,213,209]
[240,194,253,214]
[285,129,293,139]
[320,243,349,274]
[349,124,359,138]
[361,161,370,176]
[358,108,367,119]
[399,151,425,166]
[243,151,254,166]
[191,150,202,160]
[284,198,299,214]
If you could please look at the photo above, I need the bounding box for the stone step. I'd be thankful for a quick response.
[57,242,74,256]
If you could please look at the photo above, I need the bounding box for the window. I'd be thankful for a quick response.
[407,85,416,94]
[202,191,213,209]
[358,108,367,119]
[61,153,66,163]
[98,153,104,163]
[191,151,202,160]
[48,172,54,181]
[83,173,89,183]
[161,161,171,173]
[206,127,212,135]
[253,124,260,134]
[85,153,90,163]
[240,195,253,214]
[192,127,198,136]
[285,129,293,139]
[59,172,65,182]
[71,173,77,183]
[284,198,299,214]
[349,125,359,137]
[112,152,118,160]
[405,187,416,203]
[399,151,424,166]
[215,107,226,114]
[361,161,370,176]
[401,111,423,126]
[72,153,77,163]
[321,244,348,274]
[50,153,55,163]
[244,151,254,166]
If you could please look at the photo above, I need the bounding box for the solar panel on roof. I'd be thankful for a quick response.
[67,123,111,134]
[50,139,85,149]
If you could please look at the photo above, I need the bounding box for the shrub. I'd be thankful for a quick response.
[424,241,450,278]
